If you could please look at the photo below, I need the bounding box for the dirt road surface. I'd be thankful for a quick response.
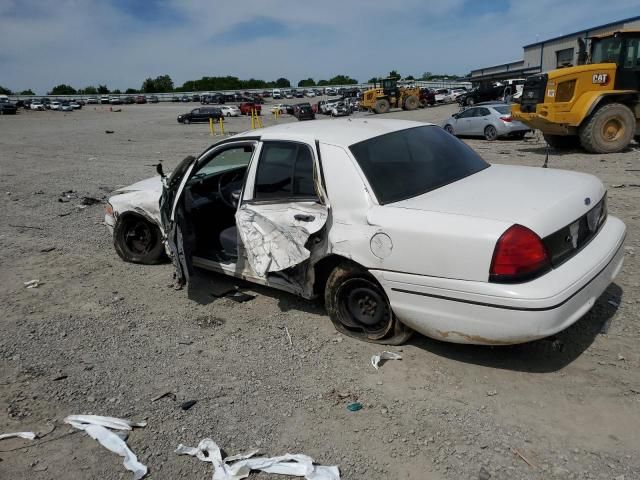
[1,103,639,479]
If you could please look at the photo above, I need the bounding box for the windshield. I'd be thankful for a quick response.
[592,37,622,63]
[349,126,489,205]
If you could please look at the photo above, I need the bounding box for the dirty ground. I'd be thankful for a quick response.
[1,104,639,479]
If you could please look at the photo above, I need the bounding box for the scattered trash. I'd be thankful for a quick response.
[175,438,341,480]
[617,353,626,361]
[24,279,40,289]
[227,291,256,303]
[105,130,115,134]
[180,400,197,411]
[40,247,56,253]
[611,184,625,188]
[478,465,491,480]
[371,351,402,370]
[81,196,101,206]
[151,391,176,402]
[284,326,293,346]
[64,415,147,480]
[346,402,363,412]
[52,374,68,381]
[511,447,536,468]
[0,432,37,441]
[608,299,620,308]
[58,211,73,217]
[9,224,43,230]
[486,390,498,397]
[61,190,77,199]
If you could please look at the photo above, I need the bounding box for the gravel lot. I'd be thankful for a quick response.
[1,101,639,480]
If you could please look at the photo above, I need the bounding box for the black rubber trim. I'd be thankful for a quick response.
[390,238,624,312]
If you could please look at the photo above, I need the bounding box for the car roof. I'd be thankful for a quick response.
[233,118,431,146]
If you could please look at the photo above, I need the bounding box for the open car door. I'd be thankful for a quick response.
[236,140,329,278]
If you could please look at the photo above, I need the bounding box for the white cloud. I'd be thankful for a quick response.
[0,0,638,93]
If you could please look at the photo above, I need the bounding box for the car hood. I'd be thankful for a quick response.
[385,164,605,237]
[113,175,163,195]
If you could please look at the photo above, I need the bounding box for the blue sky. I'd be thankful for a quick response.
[0,0,638,93]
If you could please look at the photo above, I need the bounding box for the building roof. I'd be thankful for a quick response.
[523,15,640,48]
[235,119,430,146]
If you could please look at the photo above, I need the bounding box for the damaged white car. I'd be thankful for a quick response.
[106,119,626,345]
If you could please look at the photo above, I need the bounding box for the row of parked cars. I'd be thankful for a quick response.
[85,95,160,105]
[177,102,263,123]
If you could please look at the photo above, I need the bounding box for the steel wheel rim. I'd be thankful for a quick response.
[124,220,156,255]
[602,117,623,141]
[486,126,497,140]
[336,278,393,339]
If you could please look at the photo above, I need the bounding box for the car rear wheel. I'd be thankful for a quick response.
[325,263,413,345]
[466,97,475,106]
[484,125,498,141]
[444,124,455,135]
[113,214,164,264]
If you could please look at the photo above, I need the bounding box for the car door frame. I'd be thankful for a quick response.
[454,107,476,135]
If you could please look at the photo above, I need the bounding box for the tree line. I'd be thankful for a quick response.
[1,70,463,97]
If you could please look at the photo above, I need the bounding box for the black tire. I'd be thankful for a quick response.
[512,131,527,139]
[579,103,635,154]
[373,98,390,114]
[484,125,498,141]
[113,214,164,264]
[183,117,190,124]
[543,134,579,148]
[465,97,475,106]
[324,263,413,345]
[404,95,419,111]
[444,124,455,135]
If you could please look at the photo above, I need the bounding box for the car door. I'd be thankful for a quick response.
[236,140,329,277]
[469,107,492,135]
[453,108,476,134]
[159,139,259,284]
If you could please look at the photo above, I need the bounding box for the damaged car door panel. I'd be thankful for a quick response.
[110,120,626,347]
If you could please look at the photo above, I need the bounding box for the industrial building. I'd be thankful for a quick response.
[469,15,640,84]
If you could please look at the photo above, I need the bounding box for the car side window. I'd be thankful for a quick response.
[457,108,475,119]
[475,108,490,117]
[192,108,200,114]
[254,142,317,200]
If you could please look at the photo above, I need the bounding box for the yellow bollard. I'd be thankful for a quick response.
[251,109,256,129]
[209,117,216,136]
[219,117,225,135]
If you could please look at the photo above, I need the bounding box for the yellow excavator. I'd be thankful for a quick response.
[512,30,640,153]
[361,78,420,114]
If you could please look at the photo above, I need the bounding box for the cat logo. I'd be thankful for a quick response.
[592,73,609,85]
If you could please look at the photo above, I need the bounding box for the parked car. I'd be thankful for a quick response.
[177,107,223,124]
[30,100,45,111]
[295,105,315,121]
[219,105,241,117]
[284,91,294,99]
[86,97,99,104]
[0,97,18,114]
[419,88,436,107]
[135,95,147,104]
[50,101,61,110]
[192,94,201,102]
[172,96,180,103]
[272,89,282,99]
[239,102,261,115]
[100,96,110,104]
[271,104,288,114]
[457,84,505,106]
[146,95,159,103]
[70,101,81,109]
[331,103,350,117]
[105,119,625,347]
[109,97,122,105]
[441,104,530,140]
[60,102,74,112]
[434,89,451,103]
[180,95,191,102]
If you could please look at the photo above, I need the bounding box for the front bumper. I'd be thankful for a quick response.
[372,216,626,345]
[512,106,573,135]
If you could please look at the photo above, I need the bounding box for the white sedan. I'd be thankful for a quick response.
[105,120,625,345]
[219,106,240,117]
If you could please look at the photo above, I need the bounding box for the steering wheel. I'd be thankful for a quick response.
[218,169,244,209]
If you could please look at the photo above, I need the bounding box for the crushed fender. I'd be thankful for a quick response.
[175,438,340,480]
[371,351,402,370]
[64,415,147,480]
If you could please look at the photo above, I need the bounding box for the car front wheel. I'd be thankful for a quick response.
[183,118,190,124]
[325,263,413,345]
[444,124,455,135]
[113,214,164,264]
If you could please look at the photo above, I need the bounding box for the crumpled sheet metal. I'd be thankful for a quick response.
[0,431,37,441]
[64,415,147,480]
[371,351,402,370]
[236,204,328,277]
[175,438,340,480]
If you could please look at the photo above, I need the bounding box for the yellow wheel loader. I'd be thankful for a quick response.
[512,30,640,153]
[361,78,421,114]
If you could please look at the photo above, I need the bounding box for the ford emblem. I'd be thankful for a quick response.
[584,197,591,206]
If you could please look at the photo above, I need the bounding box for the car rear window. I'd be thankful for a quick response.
[349,126,489,205]
[493,105,510,114]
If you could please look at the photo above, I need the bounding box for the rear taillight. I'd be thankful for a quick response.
[490,225,550,283]
[500,116,512,122]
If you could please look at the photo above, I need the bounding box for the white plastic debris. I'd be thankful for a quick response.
[175,438,340,480]
[0,431,37,441]
[24,279,40,288]
[64,415,147,480]
[371,351,403,370]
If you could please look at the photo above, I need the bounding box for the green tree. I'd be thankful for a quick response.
[367,77,378,83]
[297,78,315,87]
[275,77,291,88]
[97,85,109,94]
[154,75,173,92]
[141,78,155,93]
[327,75,358,85]
[317,79,328,86]
[420,72,432,80]
[83,86,98,94]
[388,70,401,80]
[49,84,77,95]
[112,89,122,94]
[125,88,138,94]
[20,89,35,95]
[405,75,415,80]
[0,85,12,95]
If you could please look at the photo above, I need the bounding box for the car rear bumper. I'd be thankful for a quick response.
[372,216,626,344]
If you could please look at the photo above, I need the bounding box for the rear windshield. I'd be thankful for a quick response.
[493,106,510,114]
[349,126,489,205]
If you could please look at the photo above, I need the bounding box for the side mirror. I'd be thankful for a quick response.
[156,163,165,178]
